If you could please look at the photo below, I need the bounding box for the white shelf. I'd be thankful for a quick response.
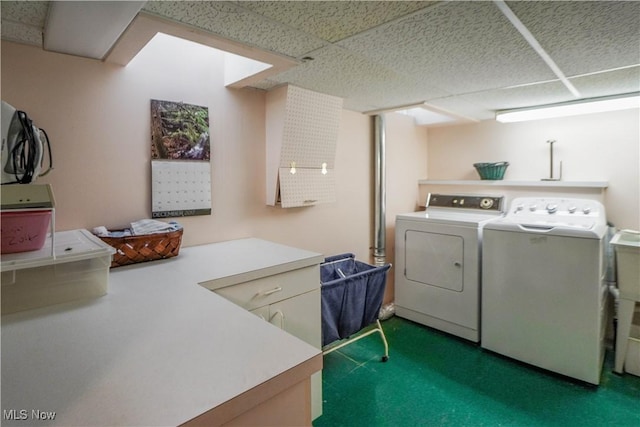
[418,180,609,189]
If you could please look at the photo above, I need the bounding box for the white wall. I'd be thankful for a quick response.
[1,38,428,303]
[426,111,640,229]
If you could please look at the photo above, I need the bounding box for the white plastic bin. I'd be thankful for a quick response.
[625,309,640,376]
[611,230,640,300]
[611,230,640,375]
[1,229,115,314]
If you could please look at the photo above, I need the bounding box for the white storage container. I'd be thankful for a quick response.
[611,230,640,375]
[625,309,640,376]
[611,230,640,300]
[1,229,115,314]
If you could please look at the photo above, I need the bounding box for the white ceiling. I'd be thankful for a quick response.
[2,1,639,123]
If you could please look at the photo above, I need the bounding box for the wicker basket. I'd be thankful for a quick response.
[98,228,183,268]
[473,162,509,180]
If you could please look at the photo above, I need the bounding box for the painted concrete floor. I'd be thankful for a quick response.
[314,316,640,427]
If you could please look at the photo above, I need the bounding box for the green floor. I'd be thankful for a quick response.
[314,316,640,427]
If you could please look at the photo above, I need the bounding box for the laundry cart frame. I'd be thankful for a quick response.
[320,253,391,362]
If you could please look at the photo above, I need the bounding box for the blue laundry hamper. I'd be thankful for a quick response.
[320,253,391,361]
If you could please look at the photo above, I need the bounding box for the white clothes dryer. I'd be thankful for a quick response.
[481,197,608,385]
[395,194,504,342]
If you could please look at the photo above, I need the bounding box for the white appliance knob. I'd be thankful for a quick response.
[529,204,537,212]
[583,207,592,215]
[546,204,558,213]
[516,204,524,211]
[568,206,577,214]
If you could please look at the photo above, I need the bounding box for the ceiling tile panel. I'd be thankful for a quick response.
[0,1,49,27]
[1,1,637,123]
[260,44,451,111]
[143,0,325,58]
[570,66,640,99]
[337,1,557,95]
[236,1,436,43]
[508,1,640,76]
[454,80,574,110]
[426,78,581,120]
[1,21,43,47]
[424,97,497,121]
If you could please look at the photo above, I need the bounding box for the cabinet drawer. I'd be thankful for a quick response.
[214,265,319,311]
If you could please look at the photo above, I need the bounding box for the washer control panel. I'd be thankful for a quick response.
[510,198,602,218]
[427,194,504,212]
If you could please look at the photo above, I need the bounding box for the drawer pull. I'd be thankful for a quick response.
[260,286,283,297]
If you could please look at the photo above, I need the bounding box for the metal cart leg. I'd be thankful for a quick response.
[323,319,389,362]
[377,319,389,362]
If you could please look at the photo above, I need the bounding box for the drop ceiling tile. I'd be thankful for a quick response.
[508,1,640,75]
[337,1,557,95]
[453,80,575,110]
[426,78,583,121]
[236,1,435,43]
[0,1,49,27]
[257,44,450,112]
[571,66,640,99]
[424,97,496,121]
[1,21,43,47]
[143,1,324,58]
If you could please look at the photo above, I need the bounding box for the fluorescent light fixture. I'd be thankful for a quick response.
[496,93,640,123]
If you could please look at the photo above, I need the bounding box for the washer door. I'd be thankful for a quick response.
[405,230,463,291]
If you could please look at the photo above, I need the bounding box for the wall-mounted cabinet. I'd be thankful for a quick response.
[266,85,343,208]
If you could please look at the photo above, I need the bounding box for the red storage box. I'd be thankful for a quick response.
[1,210,52,254]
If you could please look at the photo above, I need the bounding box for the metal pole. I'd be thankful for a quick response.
[374,114,386,266]
[548,139,555,179]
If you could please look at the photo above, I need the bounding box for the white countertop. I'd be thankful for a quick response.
[1,237,324,426]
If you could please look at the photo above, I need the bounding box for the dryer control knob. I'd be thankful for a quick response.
[568,206,577,214]
[583,207,592,215]
[546,204,558,214]
[480,198,494,209]
[529,204,538,212]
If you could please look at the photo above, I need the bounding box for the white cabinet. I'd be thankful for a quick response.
[266,84,343,208]
[211,265,323,420]
[250,289,321,348]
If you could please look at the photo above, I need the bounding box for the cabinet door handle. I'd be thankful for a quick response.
[270,310,285,329]
[454,262,462,267]
[260,286,283,297]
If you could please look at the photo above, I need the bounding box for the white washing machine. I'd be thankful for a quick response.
[482,197,608,385]
[395,193,504,342]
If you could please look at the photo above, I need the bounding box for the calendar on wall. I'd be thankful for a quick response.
[150,99,212,218]
[151,160,211,218]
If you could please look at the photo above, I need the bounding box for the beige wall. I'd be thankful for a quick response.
[1,39,428,303]
[426,111,640,230]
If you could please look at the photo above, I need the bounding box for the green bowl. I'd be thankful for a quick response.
[473,162,509,180]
